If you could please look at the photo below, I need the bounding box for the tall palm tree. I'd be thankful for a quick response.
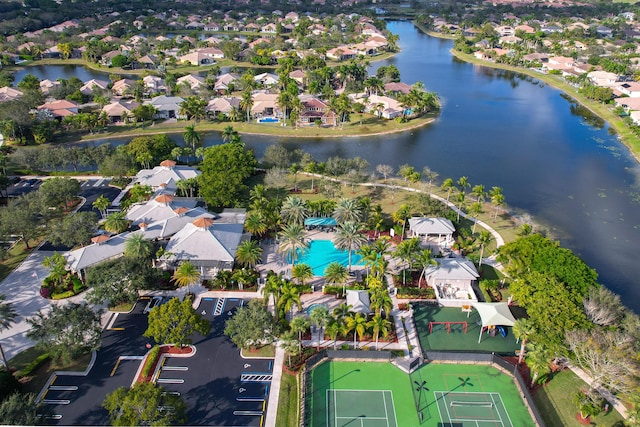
[280,196,308,226]
[394,238,420,285]
[290,316,310,350]
[183,124,202,155]
[324,262,349,294]
[333,221,367,272]
[278,223,309,266]
[92,195,110,220]
[291,263,313,286]
[345,313,367,349]
[525,343,551,388]
[240,89,254,122]
[457,176,471,195]
[471,184,487,203]
[332,198,363,224]
[469,202,483,233]
[368,314,392,350]
[332,302,354,324]
[278,281,302,318]
[476,231,492,267]
[513,318,536,365]
[392,204,411,240]
[124,234,154,260]
[103,211,129,234]
[309,306,331,344]
[455,191,466,222]
[414,249,437,288]
[369,287,393,319]
[326,319,341,350]
[244,213,268,238]
[441,178,456,204]
[221,125,239,143]
[490,186,505,221]
[172,260,201,295]
[0,295,17,370]
[262,273,284,315]
[235,240,263,269]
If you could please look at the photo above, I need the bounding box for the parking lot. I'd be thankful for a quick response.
[39,297,273,426]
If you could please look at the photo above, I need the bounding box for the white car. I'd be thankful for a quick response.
[143,296,164,314]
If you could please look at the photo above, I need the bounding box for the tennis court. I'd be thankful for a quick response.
[327,389,397,427]
[434,391,513,427]
[307,361,535,427]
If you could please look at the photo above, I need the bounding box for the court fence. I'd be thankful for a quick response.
[424,351,546,427]
[300,349,392,427]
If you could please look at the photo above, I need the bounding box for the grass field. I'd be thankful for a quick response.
[533,369,625,427]
[276,370,299,427]
[307,361,535,427]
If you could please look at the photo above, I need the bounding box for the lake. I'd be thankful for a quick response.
[67,21,640,312]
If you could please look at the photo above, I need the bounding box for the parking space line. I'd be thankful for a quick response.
[38,414,62,420]
[110,359,122,377]
[161,366,188,371]
[156,379,185,384]
[93,179,105,187]
[237,397,265,402]
[49,386,78,391]
[42,399,70,405]
[233,410,262,416]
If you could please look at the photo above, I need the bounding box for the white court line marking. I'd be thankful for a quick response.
[382,390,389,427]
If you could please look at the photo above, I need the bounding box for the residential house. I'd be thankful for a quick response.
[326,47,357,61]
[204,22,220,31]
[251,92,281,119]
[588,70,619,86]
[614,96,640,111]
[206,97,241,116]
[111,78,136,96]
[179,51,216,66]
[102,100,139,123]
[261,23,277,33]
[515,24,535,34]
[143,75,166,94]
[213,73,240,93]
[0,87,22,101]
[361,94,405,119]
[39,79,61,95]
[384,82,411,95]
[146,95,185,119]
[176,74,206,91]
[596,26,613,38]
[254,72,279,87]
[136,54,159,69]
[126,193,199,227]
[495,25,515,37]
[298,96,338,126]
[289,69,306,87]
[616,81,640,97]
[80,79,109,95]
[37,100,78,119]
[198,47,224,59]
[100,50,125,66]
[134,160,201,190]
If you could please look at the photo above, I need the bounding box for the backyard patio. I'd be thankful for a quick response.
[412,303,521,355]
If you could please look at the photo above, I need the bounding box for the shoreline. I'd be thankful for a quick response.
[412,22,640,164]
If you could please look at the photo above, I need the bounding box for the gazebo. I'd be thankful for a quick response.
[304,217,337,231]
[471,302,516,343]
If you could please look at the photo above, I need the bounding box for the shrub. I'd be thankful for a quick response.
[140,345,161,380]
[40,287,51,299]
[396,287,436,299]
[72,277,83,293]
[0,369,20,401]
[51,290,75,300]
[15,353,50,378]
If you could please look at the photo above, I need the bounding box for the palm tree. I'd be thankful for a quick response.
[278,223,309,266]
[235,240,263,269]
[291,263,313,286]
[124,234,154,260]
[513,318,536,365]
[333,198,362,224]
[290,316,310,350]
[368,314,392,350]
[278,281,302,318]
[526,343,551,388]
[324,262,349,295]
[0,295,17,370]
[414,249,437,288]
[471,184,487,203]
[221,125,239,143]
[392,204,411,239]
[369,287,393,319]
[476,231,492,267]
[309,306,331,345]
[441,178,456,204]
[333,221,367,272]
[469,202,483,233]
[240,89,254,122]
[326,319,341,350]
[345,313,367,349]
[456,176,471,195]
[490,187,505,221]
[394,238,420,285]
[262,273,284,315]
[244,213,268,238]
[172,260,201,295]
[183,124,202,155]
[280,196,308,226]
[455,191,466,222]
[92,195,110,220]
[103,211,129,234]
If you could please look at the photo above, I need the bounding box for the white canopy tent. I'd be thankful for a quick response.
[472,302,516,343]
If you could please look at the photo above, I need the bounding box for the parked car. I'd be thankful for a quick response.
[143,296,164,314]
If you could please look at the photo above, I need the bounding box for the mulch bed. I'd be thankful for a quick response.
[136,345,193,383]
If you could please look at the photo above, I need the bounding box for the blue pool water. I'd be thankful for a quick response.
[295,240,363,276]
[258,117,279,123]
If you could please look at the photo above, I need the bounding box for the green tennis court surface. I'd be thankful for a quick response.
[307,361,535,427]
[327,390,397,427]
[434,391,513,426]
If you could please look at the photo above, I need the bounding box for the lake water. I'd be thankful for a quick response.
[67,21,640,312]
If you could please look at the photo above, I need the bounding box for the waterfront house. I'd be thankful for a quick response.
[206,97,241,117]
[176,74,206,91]
[80,79,109,95]
[146,95,185,119]
[102,100,139,123]
[134,160,200,190]
[111,79,137,96]
[408,217,455,248]
[37,100,78,119]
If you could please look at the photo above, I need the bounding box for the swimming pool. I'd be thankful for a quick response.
[257,117,280,123]
[295,240,363,276]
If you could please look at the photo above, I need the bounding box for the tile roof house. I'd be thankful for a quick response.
[80,79,110,95]
[213,73,240,92]
[102,100,140,123]
[0,87,23,102]
[206,97,241,116]
[37,100,78,119]
[111,78,137,96]
[134,160,200,189]
[143,75,166,93]
[176,74,206,91]
[146,96,186,119]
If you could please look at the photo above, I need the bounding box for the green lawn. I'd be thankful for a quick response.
[307,360,535,427]
[0,238,43,283]
[533,369,626,427]
[276,370,299,427]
